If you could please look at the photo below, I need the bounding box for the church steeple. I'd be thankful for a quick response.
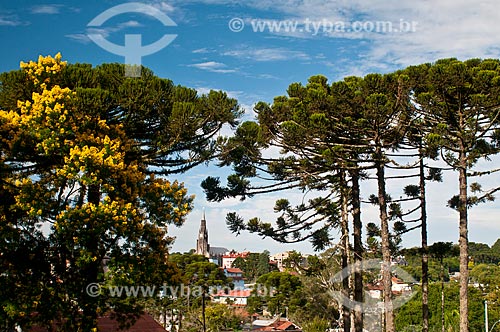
[196,210,210,257]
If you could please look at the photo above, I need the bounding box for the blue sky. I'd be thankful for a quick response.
[2,0,500,254]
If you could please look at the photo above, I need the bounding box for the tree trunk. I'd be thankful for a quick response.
[420,156,429,332]
[351,168,364,332]
[458,150,469,332]
[440,259,445,332]
[376,152,395,332]
[340,171,351,332]
[81,184,101,331]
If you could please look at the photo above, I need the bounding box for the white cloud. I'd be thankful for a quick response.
[151,1,176,13]
[195,87,243,100]
[30,4,62,15]
[257,73,279,80]
[224,47,310,62]
[188,61,237,73]
[67,21,143,44]
[118,20,143,28]
[0,15,24,26]
[192,47,212,54]
[149,0,500,251]
[65,33,91,43]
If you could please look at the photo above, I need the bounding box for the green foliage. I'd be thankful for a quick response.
[227,251,276,283]
[300,317,331,332]
[204,303,243,331]
[250,271,306,316]
[469,242,500,264]
[395,283,488,331]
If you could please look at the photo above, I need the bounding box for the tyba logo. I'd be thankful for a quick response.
[87,2,177,77]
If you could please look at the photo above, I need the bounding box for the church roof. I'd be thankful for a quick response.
[209,246,229,256]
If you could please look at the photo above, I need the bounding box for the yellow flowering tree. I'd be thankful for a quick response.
[0,54,195,331]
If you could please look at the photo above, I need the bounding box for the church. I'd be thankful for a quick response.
[195,211,228,266]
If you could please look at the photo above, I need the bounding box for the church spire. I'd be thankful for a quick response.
[196,210,210,257]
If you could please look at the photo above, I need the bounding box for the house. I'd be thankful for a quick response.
[391,276,412,294]
[367,283,384,299]
[449,271,460,281]
[269,252,310,272]
[222,251,250,268]
[367,276,412,299]
[28,313,166,332]
[222,267,245,289]
[391,255,408,266]
[250,317,302,331]
[212,289,252,306]
[269,252,290,271]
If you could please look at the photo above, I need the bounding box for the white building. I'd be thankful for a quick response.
[270,251,290,271]
[221,251,250,268]
[212,289,251,306]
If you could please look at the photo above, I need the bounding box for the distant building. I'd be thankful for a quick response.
[212,289,252,306]
[449,271,460,281]
[391,255,408,266]
[269,251,310,272]
[195,211,228,265]
[29,313,165,332]
[270,251,290,271]
[391,276,412,294]
[249,317,302,331]
[222,251,250,268]
[196,211,210,258]
[222,267,245,288]
[367,276,412,299]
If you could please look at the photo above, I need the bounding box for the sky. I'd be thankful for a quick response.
[1,0,500,255]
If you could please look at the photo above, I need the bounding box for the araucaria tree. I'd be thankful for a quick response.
[203,73,411,332]
[409,58,500,332]
[0,54,241,331]
[203,75,364,331]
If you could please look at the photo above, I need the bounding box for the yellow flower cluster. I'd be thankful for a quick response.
[13,177,56,218]
[66,138,124,169]
[15,85,73,154]
[0,110,21,148]
[20,52,66,86]
[55,198,141,232]
[59,133,143,186]
[143,177,193,226]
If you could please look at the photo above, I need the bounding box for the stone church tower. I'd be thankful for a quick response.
[196,211,210,257]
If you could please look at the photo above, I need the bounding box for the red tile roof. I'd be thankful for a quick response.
[214,289,252,297]
[392,276,406,284]
[29,313,165,332]
[224,267,244,274]
[222,251,250,258]
[99,314,165,332]
[277,321,294,330]
[252,319,302,331]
